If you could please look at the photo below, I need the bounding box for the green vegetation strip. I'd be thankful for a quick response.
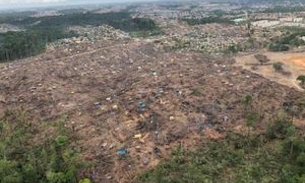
[136,114,305,183]
[269,27,305,52]
[182,16,233,26]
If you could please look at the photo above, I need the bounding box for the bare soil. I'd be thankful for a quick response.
[0,40,303,183]
[235,51,305,90]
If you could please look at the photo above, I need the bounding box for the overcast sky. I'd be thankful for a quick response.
[0,0,153,5]
[0,0,156,9]
[1,0,149,2]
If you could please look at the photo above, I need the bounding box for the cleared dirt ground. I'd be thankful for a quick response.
[0,40,304,183]
[235,51,305,91]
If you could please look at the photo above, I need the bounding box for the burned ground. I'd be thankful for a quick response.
[0,40,304,183]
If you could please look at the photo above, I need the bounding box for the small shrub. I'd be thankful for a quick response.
[297,75,305,86]
[245,112,260,128]
[242,95,253,111]
[266,119,292,139]
[254,54,270,65]
[268,43,289,52]
[79,178,92,183]
[273,62,284,72]
[191,88,202,96]
[46,171,66,183]
[55,135,68,147]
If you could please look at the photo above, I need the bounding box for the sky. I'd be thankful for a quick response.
[0,0,146,3]
[0,0,155,9]
[0,0,156,5]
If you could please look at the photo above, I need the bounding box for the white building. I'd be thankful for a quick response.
[251,20,280,28]
[279,17,293,22]
[293,18,303,22]
[282,22,305,27]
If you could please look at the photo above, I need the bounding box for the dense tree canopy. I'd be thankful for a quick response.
[182,16,233,26]
[268,43,290,52]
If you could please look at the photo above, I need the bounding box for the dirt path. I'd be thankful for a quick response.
[50,43,126,61]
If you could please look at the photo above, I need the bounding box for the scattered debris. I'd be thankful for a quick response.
[1,37,303,183]
[118,149,128,156]
[112,105,118,110]
[0,95,5,103]
[143,157,150,166]
[133,134,142,139]
[137,101,147,111]
[94,102,101,106]
[102,143,108,148]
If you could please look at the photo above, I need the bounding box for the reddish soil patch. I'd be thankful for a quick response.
[289,56,305,69]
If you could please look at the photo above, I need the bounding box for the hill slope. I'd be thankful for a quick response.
[0,38,304,182]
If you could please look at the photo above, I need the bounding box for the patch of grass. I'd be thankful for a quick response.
[190,88,203,96]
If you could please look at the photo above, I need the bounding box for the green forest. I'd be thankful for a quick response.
[182,16,233,26]
[0,12,158,62]
[0,111,89,183]
[268,27,305,52]
[263,6,305,13]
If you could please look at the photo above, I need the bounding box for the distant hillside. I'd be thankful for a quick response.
[202,0,305,3]
[0,12,159,62]
[239,0,305,3]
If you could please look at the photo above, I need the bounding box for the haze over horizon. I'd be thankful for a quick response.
[0,0,163,10]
